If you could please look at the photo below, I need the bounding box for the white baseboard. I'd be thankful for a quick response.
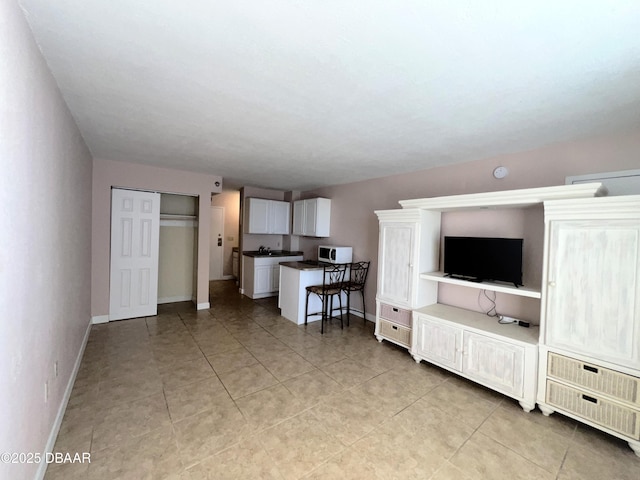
[209,275,234,281]
[36,319,92,480]
[347,309,375,323]
[91,314,109,324]
[196,302,210,310]
[157,295,192,304]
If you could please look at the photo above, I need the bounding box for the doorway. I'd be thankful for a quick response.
[210,206,224,280]
[109,189,198,320]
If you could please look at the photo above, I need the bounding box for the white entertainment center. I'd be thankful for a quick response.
[374,183,640,456]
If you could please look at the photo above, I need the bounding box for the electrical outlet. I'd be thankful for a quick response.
[44,381,49,403]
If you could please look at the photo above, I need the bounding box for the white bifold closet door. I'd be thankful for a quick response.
[109,188,161,321]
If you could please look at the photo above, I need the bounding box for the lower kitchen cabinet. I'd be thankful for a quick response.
[243,254,303,299]
[412,303,538,412]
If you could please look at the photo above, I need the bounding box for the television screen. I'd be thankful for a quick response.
[443,237,523,286]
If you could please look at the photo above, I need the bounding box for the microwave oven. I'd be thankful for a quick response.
[318,246,353,264]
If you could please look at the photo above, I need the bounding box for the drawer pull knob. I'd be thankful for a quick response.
[582,394,598,404]
[392,308,399,312]
[392,325,398,330]
[583,365,598,374]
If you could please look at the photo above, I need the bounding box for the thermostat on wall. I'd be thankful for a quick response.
[493,166,509,179]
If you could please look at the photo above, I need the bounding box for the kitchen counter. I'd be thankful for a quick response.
[243,250,304,258]
[279,260,325,271]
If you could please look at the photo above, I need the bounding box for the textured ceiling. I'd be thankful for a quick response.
[18,1,640,191]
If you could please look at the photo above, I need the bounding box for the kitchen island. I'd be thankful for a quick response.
[279,261,347,325]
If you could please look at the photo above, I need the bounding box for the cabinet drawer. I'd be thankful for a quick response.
[546,380,640,440]
[379,319,411,347]
[379,303,411,327]
[548,353,640,408]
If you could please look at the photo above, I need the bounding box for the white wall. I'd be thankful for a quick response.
[0,2,93,479]
[158,225,196,302]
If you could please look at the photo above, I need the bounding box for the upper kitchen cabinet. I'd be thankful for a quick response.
[244,198,291,234]
[293,198,331,237]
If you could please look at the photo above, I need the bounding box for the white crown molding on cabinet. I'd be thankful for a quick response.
[398,183,606,211]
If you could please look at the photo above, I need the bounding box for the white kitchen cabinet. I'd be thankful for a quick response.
[243,254,303,299]
[413,304,538,412]
[270,201,290,234]
[232,250,239,279]
[254,264,273,295]
[537,196,640,456]
[244,198,290,234]
[292,198,331,237]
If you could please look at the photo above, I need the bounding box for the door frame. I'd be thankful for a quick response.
[209,206,225,280]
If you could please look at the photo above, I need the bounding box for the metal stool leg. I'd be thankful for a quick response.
[345,289,351,327]
[304,290,310,326]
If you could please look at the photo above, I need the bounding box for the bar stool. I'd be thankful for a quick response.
[342,261,370,325]
[304,263,348,334]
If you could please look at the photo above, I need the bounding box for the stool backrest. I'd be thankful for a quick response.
[349,261,370,288]
[323,263,348,290]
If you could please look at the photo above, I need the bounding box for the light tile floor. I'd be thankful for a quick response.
[45,280,640,479]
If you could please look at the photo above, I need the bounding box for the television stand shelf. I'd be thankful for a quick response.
[420,271,541,299]
[412,303,539,412]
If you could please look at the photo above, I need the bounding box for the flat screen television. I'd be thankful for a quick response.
[443,236,523,287]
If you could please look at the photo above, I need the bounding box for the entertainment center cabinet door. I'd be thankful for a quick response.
[412,314,462,371]
[462,331,525,398]
[377,222,417,307]
[544,219,640,370]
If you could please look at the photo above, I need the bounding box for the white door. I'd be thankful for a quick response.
[463,331,524,397]
[246,198,270,234]
[270,201,291,234]
[210,206,224,280]
[109,188,160,320]
[414,315,462,371]
[304,199,318,236]
[378,222,415,306]
[292,200,304,235]
[254,265,272,294]
[545,219,640,368]
[271,265,280,292]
